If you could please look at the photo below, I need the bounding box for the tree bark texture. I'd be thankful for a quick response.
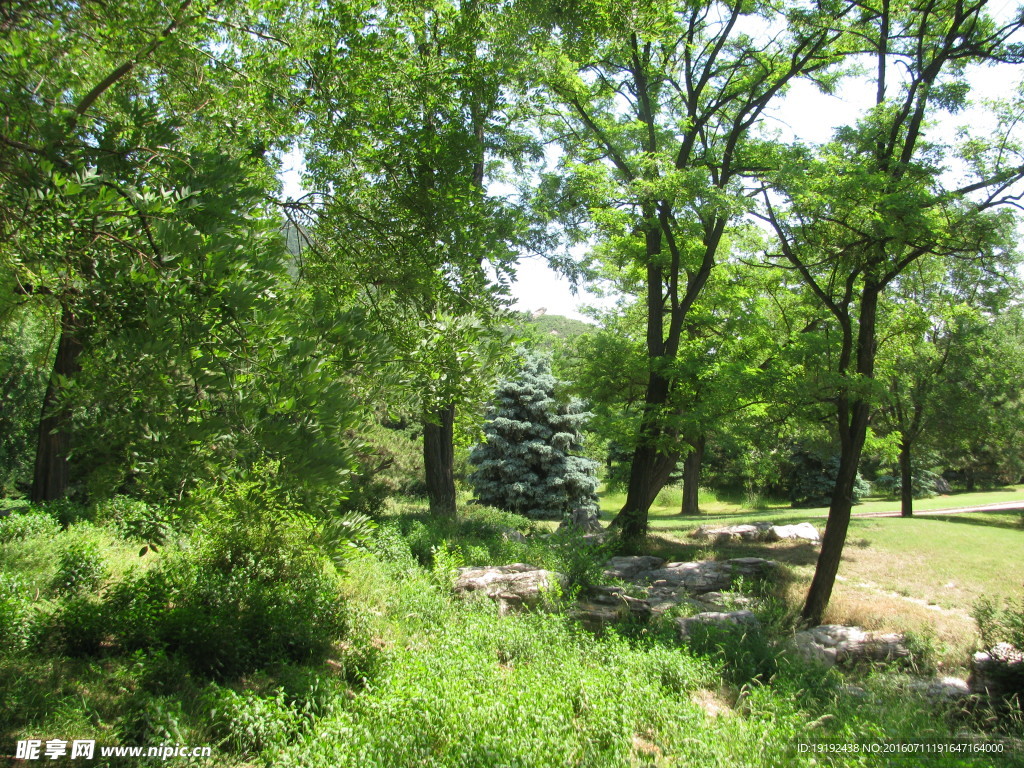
[899,435,913,518]
[423,403,457,519]
[680,434,705,516]
[612,365,678,543]
[31,305,83,502]
[801,284,879,626]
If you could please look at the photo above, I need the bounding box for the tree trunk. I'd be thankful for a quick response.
[611,369,677,543]
[680,434,705,516]
[423,403,456,519]
[800,429,863,625]
[801,284,879,626]
[899,435,913,518]
[31,305,83,502]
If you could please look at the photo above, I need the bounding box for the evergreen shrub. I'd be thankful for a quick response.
[469,355,599,521]
[787,451,870,508]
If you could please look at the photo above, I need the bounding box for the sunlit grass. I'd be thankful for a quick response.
[598,484,1024,530]
[614,485,1024,671]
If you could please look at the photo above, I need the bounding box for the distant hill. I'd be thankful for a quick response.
[525,311,595,341]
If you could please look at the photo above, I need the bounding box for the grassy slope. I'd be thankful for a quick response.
[2,498,1022,766]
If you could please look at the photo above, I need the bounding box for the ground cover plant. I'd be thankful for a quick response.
[2,496,1022,766]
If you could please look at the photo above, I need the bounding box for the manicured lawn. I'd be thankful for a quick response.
[599,484,1024,528]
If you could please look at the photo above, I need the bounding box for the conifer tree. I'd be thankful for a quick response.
[469,355,599,523]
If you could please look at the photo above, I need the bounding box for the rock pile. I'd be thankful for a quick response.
[788,624,911,667]
[689,521,820,544]
[968,642,1024,698]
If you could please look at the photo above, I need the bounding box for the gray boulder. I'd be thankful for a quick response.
[789,625,910,668]
[689,521,820,544]
[641,557,778,595]
[454,563,568,614]
[573,585,653,630]
[677,610,760,639]
[767,523,820,543]
[602,555,666,581]
[558,505,604,534]
[690,522,772,542]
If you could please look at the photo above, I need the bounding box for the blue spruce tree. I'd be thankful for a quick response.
[469,355,600,525]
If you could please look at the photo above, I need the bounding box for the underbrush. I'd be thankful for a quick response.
[1,496,1020,766]
[377,497,616,590]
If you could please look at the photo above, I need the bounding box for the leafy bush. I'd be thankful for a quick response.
[94,496,173,547]
[204,684,304,755]
[971,597,1024,703]
[55,594,108,656]
[872,467,945,499]
[974,596,1024,650]
[100,545,346,678]
[0,573,37,651]
[118,695,187,745]
[44,474,352,677]
[0,508,60,542]
[51,539,108,596]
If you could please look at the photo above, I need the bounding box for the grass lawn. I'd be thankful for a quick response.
[598,485,1024,670]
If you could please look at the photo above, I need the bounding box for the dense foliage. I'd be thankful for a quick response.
[2,0,1024,760]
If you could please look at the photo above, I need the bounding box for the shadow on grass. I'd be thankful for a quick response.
[643,533,821,569]
[914,510,1024,532]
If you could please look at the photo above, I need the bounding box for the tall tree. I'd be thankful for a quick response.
[874,252,1021,516]
[762,0,1024,624]
[0,0,363,501]
[530,0,848,542]
[300,0,530,518]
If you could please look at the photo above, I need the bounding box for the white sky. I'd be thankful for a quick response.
[280,22,1024,324]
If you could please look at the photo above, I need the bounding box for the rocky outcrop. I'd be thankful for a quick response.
[572,586,653,630]
[558,506,604,533]
[766,523,820,543]
[602,555,666,581]
[641,557,779,594]
[906,676,971,700]
[690,522,820,544]
[581,556,777,624]
[455,556,778,629]
[677,610,760,639]
[968,642,1024,698]
[454,564,568,614]
[789,625,910,668]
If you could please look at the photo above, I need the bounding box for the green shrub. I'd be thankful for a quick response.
[368,522,417,568]
[787,451,870,508]
[682,621,777,686]
[973,596,1024,650]
[51,539,108,596]
[872,467,944,499]
[95,496,173,547]
[55,594,108,656]
[87,474,349,678]
[531,527,615,590]
[204,685,304,755]
[0,508,60,543]
[118,695,187,744]
[0,573,37,651]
